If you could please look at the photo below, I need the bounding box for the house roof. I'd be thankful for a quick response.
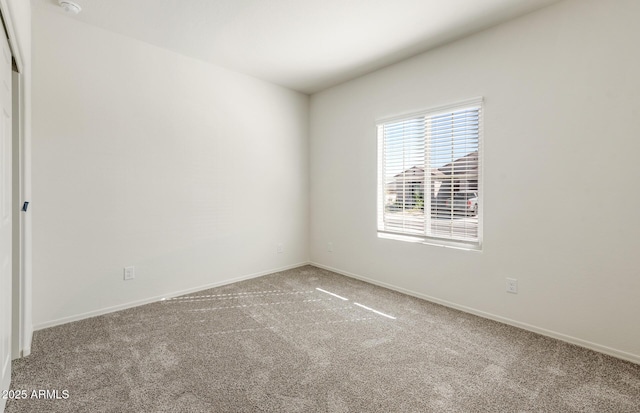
[438,151,479,176]
[394,151,478,181]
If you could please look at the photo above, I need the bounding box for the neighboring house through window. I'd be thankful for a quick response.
[377,98,483,249]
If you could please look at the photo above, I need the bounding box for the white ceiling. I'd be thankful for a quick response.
[34,0,561,94]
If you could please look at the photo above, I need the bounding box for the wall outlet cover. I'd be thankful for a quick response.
[124,266,135,281]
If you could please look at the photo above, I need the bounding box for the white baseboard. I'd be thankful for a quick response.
[34,262,310,331]
[310,262,640,365]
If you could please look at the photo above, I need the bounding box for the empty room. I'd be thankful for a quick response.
[1,0,639,412]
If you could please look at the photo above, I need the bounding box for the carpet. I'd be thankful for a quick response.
[6,265,640,412]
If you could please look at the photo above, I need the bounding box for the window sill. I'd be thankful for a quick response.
[377,232,482,252]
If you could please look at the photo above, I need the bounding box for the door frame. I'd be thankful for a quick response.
[0,0,32,361]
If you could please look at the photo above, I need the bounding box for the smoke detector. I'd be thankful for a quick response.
[59,1,82,15]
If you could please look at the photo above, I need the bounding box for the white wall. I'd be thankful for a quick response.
[310,0,640,362]
[32,9,309,328]
[4,0,31,63]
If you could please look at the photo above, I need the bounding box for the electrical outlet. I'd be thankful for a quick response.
[124,266,135,281]
[327,242,333,253]
[506,278,518,294]
[277,243,284,254]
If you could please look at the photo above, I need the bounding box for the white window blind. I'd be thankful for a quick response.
[377,98,482,248]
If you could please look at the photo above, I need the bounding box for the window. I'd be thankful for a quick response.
[377,98,482,249]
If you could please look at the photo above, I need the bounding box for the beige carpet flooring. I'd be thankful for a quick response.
[6,265,640,412]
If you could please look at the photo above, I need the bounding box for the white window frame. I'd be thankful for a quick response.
[376,97,483,251]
